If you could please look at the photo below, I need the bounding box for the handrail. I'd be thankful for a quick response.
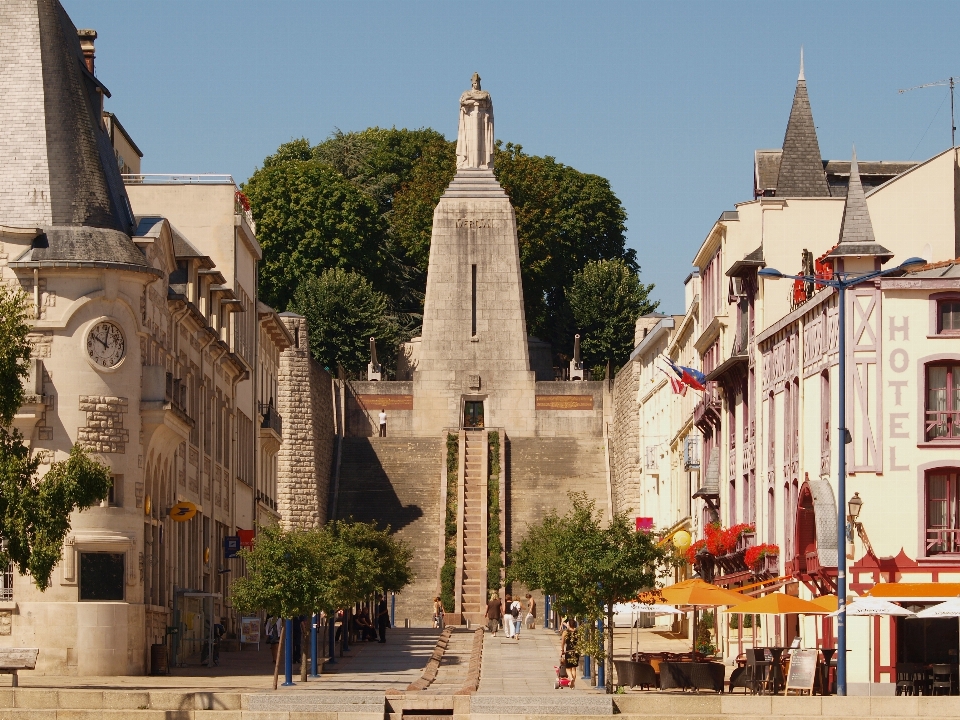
[122,174,235,185]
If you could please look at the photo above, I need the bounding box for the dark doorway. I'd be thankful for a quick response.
[897,616,960,665]
[464,401,484,428]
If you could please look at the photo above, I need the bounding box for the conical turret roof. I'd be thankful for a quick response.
[1,0,151,274]
[825,147,892,262]
[776,51,830,197]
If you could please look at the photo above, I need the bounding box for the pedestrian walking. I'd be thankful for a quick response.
[502,594,515,638]
[485,592,502,635]
[433,596,445,630]
[525,593,537,629]
[510,596,523,639]
[378,409,387,437]
[560,618,580,688]
[376,594,389,643]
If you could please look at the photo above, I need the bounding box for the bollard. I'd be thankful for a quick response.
[282,619,294,686]
[310,614,319,678]
[391,592,396,629]
[596,617,605,690]
[544,595,550,629]
[327,616,336,664]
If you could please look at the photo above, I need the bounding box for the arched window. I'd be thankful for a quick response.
[926,468,960,555]
[925,363,960,440]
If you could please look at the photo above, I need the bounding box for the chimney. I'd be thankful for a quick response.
[77,29,97,73]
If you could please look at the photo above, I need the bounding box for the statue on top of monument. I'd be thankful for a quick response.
[456,73,495,170]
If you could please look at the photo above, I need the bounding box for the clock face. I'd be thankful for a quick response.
[86,321,125,368]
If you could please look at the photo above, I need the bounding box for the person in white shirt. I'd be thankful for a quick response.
[379,409,387,437]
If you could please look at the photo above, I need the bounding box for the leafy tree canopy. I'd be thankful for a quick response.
[567,258,658,376]
[244,153,388,312]
[0,287,111,590]
[249,129,654,374]
[290,268,400,375]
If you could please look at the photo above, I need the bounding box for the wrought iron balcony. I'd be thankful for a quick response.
[260,401,282,438]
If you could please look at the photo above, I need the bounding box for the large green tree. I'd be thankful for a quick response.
[243,150,388,312]
[0,287,111,590]
[249,129,652,371]
[567,258,658,377]
[290,268,400,375]
[508,493,670,694]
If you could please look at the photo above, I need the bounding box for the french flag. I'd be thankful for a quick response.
[662,356,707,392]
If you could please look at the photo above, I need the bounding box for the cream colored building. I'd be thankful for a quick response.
[0,0,305,675]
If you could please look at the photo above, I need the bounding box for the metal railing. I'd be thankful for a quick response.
[260,402,282,437]
[122,173,235,185]
[925,409,960,440]
[927,528,960,555]
[0,563,12,601]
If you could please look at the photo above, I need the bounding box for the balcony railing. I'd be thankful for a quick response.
[165,373,188,416]
[260,401,282,437]
[927,527,960,555]
[925,409,960,441]
[123,173,235,185]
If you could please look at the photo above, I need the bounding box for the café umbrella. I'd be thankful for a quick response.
[829,597,914,684]
[659,580,747,653]
[722,592,831,616]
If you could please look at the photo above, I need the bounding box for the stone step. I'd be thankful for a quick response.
[470,695,613,716]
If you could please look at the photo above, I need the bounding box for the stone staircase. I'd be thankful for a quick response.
[336,437,444,624]
[460,429,487,626]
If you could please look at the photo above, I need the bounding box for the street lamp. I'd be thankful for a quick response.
[847,492,863,522]
[758,255,924,696]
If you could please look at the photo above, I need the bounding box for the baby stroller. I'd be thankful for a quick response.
[554,665,572,689]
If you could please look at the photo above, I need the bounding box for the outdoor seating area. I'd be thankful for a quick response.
[615,652,723,693]
[895,663,960,695]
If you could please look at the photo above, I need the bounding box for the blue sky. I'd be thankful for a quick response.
[65,0,960,313]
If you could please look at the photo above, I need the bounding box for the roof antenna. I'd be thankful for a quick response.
[899,76,957,149]
[799,46,805,82]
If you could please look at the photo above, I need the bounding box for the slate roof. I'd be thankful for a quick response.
[775,67,830,197]
[903,258,960,278]
[756,152,918,198]
[826,148,893,262]
[1,1,148,274]
[134,216,214,268]
[10,226,159,275]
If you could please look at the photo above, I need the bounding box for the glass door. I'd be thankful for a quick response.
[463,401,484,428]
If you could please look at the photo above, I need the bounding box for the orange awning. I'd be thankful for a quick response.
[866,583,960,602]
[812,594,838,612]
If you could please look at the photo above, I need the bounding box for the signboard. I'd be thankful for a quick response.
[357,394,413,410]
[240,616,261,645]
[237,529,255,550]
[535,395,594,411]
[784,649,818,695]
[636,517,654,532]
[169,501,197,522]
[223,536,240,559]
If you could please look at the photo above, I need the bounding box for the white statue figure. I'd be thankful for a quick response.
[456,72,494,169]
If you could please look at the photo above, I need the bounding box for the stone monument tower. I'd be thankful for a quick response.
[413,74,536,436]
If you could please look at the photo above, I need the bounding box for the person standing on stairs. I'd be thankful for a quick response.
[525,594,536,630]
[378,409,387,437]
[510,597,523,639]
[485,592,502,635]
[503,594,515,639]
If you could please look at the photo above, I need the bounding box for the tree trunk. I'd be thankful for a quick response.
[606,605,615,694]
[273,623,286,691]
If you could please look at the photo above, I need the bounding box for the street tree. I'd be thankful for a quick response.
[290,268,401,376]
[508,493,670,694]
[0,287,112,591]
[567,258,658,377]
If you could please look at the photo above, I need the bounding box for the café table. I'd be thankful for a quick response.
[766,647,787,694]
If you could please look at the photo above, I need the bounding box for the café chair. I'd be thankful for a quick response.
[931,664,953,696]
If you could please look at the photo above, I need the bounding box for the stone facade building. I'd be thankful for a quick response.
[0,0,330,676]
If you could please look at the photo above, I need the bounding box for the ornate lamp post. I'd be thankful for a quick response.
[758,256,924,695]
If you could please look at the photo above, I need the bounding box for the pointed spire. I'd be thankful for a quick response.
[826,145,893,262]
[775,51,830,197]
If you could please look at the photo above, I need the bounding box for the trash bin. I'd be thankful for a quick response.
[151,643,169,675]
